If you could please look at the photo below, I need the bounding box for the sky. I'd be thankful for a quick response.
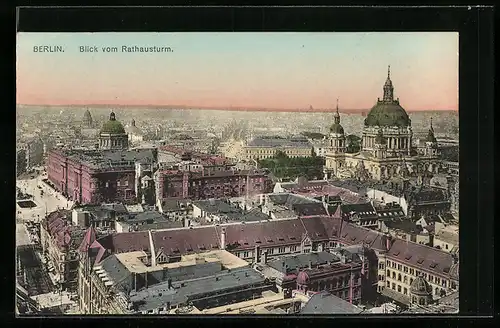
[16,32,458,111]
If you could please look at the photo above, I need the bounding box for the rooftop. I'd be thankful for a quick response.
[128,267,266,312]
[300,291,364,314]
[267,252,340,273]
[53,148,155,170]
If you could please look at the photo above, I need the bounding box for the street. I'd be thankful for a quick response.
[16,174,74,224]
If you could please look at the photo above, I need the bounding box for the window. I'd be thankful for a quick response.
[379,262,385,270]
[397,285,401,293]
[436,277,441,285]
[403,287,408,295]
[410,278,414,285]
[267,248,274,255]
[392,262,396,268]
[392,272,396,279]
[387,281,390,287]
[403,276,408,284]
[404,266,408,273]
[124,180,129,187]
[290,246,297,252]
[117,181,121,187]
[410,268,414,275]
[278,247,285,254]
[392,283,395,290]
[387,269,391,277]
[397,274,402,281]
[442,280,447,287]
[397,264,402,271]
[243,252,249,258]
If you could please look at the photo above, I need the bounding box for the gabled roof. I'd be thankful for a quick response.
[386,238,456,279]
[293,203,329,217]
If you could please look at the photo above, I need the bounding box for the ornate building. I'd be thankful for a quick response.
[99,112,129,150]
[125,119,145,145]
[82,109,94,128]
[324,66,442,181]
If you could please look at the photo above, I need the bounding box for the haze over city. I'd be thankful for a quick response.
[17,32,458,111]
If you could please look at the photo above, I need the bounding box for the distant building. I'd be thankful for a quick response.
[241,136,313,161]
[154,167,272,202]
[125,119,145,145]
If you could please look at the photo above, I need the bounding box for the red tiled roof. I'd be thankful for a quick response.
[97,231,150,253]
[215,220,308,251]
[152,226,220,256]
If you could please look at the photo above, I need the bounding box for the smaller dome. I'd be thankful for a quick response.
[329,123,344,135]
[100,111,126,134]
[410,276,432,296]
[297,271,310,285]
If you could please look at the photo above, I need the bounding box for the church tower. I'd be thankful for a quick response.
[323,98,346,179]
[424,118,439,157]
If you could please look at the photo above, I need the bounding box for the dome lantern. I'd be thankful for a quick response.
[364,66,411,127]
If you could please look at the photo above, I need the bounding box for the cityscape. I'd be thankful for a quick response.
[16,32,459,315]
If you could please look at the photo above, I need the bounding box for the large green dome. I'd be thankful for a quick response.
[101,112,126,134]
[364,101,411,127]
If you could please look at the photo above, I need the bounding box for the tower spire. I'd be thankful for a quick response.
[382,66,394,102]
[334,97,340,124]
[430,117,433,132]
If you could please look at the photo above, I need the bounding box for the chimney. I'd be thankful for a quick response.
[385,234,393,251]
[261,250,268,264]
[220,227,226,250]
[254,245,260,263]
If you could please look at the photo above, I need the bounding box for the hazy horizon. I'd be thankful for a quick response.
[17,32,458,111]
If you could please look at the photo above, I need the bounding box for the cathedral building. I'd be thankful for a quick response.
[324,66,442,181]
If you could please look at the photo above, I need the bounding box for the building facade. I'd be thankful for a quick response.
[241,136,313,161]
[47,148,155,204]
[155,168,273,202]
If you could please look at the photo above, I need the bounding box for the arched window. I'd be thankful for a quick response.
[398,273,402,281]
[392,272,396,279]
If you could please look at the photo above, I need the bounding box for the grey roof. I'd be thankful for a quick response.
[100,254,133,291]
[124,221,183,232]
[239,208,269,222]
[56,149,155,170]
[268,194,320,207]
[268,252,340,274]
[192,199,239,215]
[300,292,364,314]
[161,200,183,211]
[383,218,423,234]
[129,268,266,311]
[247,137,311,148]
[126,211,169,224]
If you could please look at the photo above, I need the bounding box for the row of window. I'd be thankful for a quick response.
[237,245,299,259]
[386,268,449,288]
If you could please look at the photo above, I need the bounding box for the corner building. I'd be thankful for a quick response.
[324,66,442,181]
